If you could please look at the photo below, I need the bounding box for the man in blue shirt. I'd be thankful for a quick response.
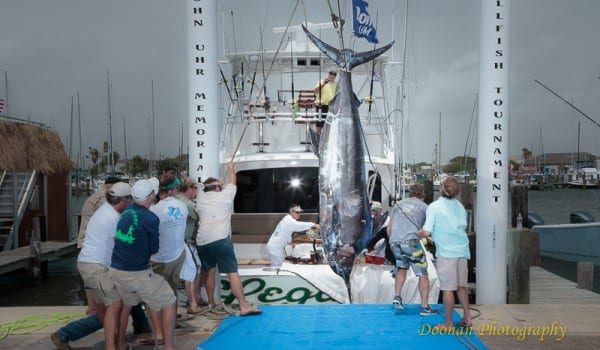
[108,179,178,350]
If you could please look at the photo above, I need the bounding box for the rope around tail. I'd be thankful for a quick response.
[0,312,84,340]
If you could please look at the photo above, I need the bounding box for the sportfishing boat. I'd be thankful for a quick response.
[210,6,440,305]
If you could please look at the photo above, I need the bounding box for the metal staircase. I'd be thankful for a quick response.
[0,170,38,251]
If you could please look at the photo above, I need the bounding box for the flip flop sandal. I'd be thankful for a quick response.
[135,337,164,346]
[239,303,262,317]
[456,319,473,328]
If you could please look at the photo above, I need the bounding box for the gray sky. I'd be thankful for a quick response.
[1,0,599,164]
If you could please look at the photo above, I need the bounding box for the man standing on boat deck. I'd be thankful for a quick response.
[418,176,472,330]
[109,179,178,350]
[195,161,262,317]
[266,204,320,267]
[313,70,337,116]
[387,183,436,316]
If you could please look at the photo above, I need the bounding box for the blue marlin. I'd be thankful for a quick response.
[302,25,393,283]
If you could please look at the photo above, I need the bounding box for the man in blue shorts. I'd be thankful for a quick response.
[388,183,436,316]
[196,161,261,317]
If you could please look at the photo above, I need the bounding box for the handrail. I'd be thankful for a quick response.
[2,171,38,251]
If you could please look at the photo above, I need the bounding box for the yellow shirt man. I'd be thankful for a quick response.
[314,71,337,110]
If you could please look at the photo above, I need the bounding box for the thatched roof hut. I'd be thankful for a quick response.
[0,120,73,174]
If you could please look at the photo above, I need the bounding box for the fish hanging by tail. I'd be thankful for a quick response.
[302,25,393,283]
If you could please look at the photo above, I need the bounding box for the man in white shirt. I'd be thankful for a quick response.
[150,172,188,294]
[267,204,320,267]
[196,161,262,317]
[75,182,131,349]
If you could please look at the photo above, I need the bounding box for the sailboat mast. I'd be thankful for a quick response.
[107,70,115,175]
[68,96,74,162]
[438,112,442,170]
[77,93,83,173]
[3,70,8,117]
[150,79,156,177]
[123,117,129,176]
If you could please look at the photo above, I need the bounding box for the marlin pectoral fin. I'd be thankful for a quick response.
[309,127,320,157]
[353,93,362,108]
[302,25,394,70]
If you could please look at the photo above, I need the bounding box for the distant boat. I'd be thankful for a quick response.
[566,167,599,188]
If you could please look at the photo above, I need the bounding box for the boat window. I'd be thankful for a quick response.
[234,167,319,213]
[297,58,307,66]
[310,59,320,66]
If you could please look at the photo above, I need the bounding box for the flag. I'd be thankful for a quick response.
[0,98,4,114]
[352,0,379,44]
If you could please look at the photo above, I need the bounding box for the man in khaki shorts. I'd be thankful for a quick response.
[108,179,177,350]
[418,176,472,331]
[56,182,131,350]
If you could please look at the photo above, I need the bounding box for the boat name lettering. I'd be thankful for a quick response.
[220,277,333,304]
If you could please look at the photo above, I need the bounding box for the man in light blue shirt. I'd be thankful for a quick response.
[419,176,472,331]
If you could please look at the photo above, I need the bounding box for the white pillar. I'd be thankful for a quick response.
[187,0,220,182]
[476,0,511,304]
[187,0,222,305]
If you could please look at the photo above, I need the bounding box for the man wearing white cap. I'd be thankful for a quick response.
[266,204,320,267]
[108,179,177,350]
[52,182,132,350]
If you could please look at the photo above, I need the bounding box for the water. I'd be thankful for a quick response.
[1,188,599,306]
[527,187,600,225]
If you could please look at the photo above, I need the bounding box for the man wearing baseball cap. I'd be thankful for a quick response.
[52,182,132,350]
[266,204,320,267]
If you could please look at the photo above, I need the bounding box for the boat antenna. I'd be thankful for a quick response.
[290,35,296,112]
[366,12,379,120]
[260,28,267,102]
[218,63,235,113]
[230,10,238,58]
[248,27,263,99]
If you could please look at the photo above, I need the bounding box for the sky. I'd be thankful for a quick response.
[1,0,600,165]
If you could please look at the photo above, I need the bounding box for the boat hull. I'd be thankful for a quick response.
[532,222,600,265]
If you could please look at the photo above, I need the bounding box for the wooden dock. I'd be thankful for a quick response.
[0,241,77,276]
[530,266,600,304]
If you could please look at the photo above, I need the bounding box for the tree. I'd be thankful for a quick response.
[131,155,149,176]
[522,148,532,165]
[156,157,180,174]
[443,156,476,173]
